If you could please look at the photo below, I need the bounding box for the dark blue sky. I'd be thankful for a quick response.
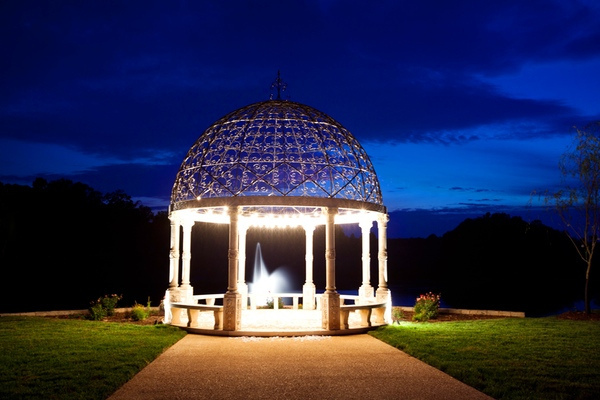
[1,0,599,237]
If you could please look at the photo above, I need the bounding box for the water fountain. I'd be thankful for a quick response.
[248,242,292,307]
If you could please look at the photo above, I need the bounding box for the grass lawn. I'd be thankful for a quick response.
[370,316,600,400]
[3,315,599,400]
[0,316,186,400]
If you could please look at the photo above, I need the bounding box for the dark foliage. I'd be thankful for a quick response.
[0,179,168,312]
[388,213,597,316]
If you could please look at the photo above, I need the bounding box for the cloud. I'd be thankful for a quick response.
[450,187,492,193]
[329,0,600,73]
[3,0,597,154]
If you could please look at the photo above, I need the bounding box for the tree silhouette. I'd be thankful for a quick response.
[0,179,168,312]
[547,122,600,314]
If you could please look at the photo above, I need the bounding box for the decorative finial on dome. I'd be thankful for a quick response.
[270,70,287,100]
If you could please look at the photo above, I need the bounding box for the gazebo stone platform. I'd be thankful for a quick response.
[169,307,387,337]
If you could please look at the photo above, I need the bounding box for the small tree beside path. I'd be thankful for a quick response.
[547,121,600,314]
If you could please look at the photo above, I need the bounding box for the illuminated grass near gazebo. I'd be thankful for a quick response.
[370,317,600,400]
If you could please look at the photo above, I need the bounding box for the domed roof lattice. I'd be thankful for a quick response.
[171,100,383,213]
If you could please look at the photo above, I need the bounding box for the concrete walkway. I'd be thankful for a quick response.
[108,334,493,400]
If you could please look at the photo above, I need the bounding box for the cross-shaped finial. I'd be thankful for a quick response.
[270,70,287,100]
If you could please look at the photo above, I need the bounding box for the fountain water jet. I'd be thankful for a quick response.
[248,242,292,306]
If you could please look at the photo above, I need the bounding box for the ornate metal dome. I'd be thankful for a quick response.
[171,99,384,213]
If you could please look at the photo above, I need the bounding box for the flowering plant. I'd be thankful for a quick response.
[88,294,122,320]
[100,294,122,316]
[413,292,441,322]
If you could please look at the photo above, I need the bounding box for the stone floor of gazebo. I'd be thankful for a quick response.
[173,308,386,337]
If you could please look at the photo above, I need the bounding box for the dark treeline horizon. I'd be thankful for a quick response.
[1,179,597,316]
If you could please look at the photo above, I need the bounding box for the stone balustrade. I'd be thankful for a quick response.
[248,292,304,310]
[192,294,224,306]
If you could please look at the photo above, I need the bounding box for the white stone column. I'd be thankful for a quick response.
[321,207,340,330]
[358,219,374,302]
[224,207,242,331]
[302,224,316,310]
[180,220,194,289]
[238,221,248,309]
[168,217,180,289]
[376,213,392,323]
[165,216,181,324]
[179,219,194,303]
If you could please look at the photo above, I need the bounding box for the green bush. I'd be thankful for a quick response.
[88,294,122,320]
[413,292,440,322]
[88,303,107,321]
[130,298,152,321]
[392,308,405,324]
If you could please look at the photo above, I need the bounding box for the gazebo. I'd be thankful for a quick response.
[164,85,391,334]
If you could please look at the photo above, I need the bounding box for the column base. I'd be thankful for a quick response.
[302,283,316,310]
[238,283,249,310]
[223,292,242,331]
[376,288,392,324]
[164,286,193,324]
[358,284,374,303]
[320,292,340,330]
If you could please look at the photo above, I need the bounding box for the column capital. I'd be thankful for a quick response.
[359,219,373,231]
[303,223,316,234]
[229,205,242,214]
[377,213,389,225]
[323,206,338,216]
[238,220,250,233]
[169,215,180,224]
[180,219,195,229]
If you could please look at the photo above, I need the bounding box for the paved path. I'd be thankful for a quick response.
[108,334,493,400]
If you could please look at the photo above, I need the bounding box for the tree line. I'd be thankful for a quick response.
[0,178,169,313]
[1,179,596,316]
[387,212,595,316]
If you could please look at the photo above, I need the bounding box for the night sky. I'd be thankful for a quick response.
[2,1,599,238]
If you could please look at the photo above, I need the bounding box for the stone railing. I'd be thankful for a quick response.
[168,292,387,331]
[192,293,224,305]
[248,292,303,310]
[247,292,376,310]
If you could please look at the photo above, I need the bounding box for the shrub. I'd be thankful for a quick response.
[100,294,122,316]
[131,304,149,321]
[131,298,152,321]
[392,308,405,324]
[88,294,122,320]
[88,302,107,321]
[413,292,441,322]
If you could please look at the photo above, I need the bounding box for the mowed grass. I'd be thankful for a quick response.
[0,316,186,400]
[370,317,600,400]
